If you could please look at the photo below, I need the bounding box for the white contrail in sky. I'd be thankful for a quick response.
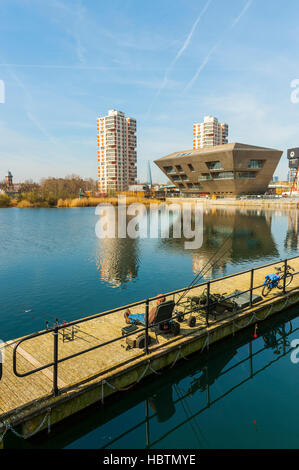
[231,0,252,28]
[5,65,59,143]
[145,0,213,118]
[171,0,213,66]
[183,0,253,93]
[27,112,59,145]
[0,52,70,149]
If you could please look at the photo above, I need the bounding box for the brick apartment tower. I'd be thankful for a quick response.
[193,116,228,149]
[97,110,137,193]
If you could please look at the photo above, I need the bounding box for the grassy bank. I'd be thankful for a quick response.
[0,195,165,209]
[0,195,54,208]
[57,196,164,207]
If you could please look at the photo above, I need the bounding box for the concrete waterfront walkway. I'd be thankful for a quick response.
[168,196,299,209]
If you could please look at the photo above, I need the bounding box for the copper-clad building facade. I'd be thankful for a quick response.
[154,142,282,196]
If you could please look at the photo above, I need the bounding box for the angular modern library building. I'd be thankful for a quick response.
[154,142,282,196]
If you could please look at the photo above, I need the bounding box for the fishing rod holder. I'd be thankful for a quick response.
[62,326,75,343]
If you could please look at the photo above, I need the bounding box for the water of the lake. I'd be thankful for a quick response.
[1,206,299,449]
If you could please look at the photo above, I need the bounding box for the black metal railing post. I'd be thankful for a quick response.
[206,366,210,407]
[206,282,210,327]
[249,341,253,378]
[250,268,254,307]
[283,259,288,294]
[145,299,149,354]
[53,323,59,397]
[145,399,150,447]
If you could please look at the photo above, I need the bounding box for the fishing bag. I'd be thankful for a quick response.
[170,321,180,336]
[188,316,196,327]
[197,290,237,313]
[126,333,152,349]
[197,290,220,306]
[121,324,138,336]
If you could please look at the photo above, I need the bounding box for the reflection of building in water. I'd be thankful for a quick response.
[192,252,229,277]
[161,208,278,276]
[188,348,237,395]
[146,345,237,427]
[148,386,175,422]
[262,320,293,355]
[96,214,140,287]
[285,210,299,251]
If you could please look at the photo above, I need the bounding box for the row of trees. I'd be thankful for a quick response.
[39,175,97,202]
[0,175,98,207]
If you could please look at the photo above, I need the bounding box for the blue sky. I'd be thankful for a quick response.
[0,0,298,183]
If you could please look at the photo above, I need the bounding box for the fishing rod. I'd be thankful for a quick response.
[184,229,233,287]
[0,309,54,352]
[22,309,60,328]
[22,307,58,322]
[190,228,233,284]
[24,309,102,342]
[175,230,233,306]
[174,246,231,308]
[180,244,230,296]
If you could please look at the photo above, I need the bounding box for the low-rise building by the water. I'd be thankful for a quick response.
[0,170,21,195]
[154,142,282,197]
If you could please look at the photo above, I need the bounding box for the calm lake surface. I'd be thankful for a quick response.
[1,206,299,449]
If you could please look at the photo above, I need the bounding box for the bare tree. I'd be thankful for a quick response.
[18,180,40,193]
[40,175,98,200]
[0,179,6,191]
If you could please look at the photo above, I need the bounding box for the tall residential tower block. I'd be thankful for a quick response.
[193,115,228,149]
[97,110,137,193]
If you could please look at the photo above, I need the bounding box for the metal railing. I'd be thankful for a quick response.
[11,254,299,397]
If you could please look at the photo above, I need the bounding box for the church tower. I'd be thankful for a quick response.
[5,171,13,188]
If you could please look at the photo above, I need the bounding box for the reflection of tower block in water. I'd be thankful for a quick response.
[5,171,13,189]
[289,168,299,191]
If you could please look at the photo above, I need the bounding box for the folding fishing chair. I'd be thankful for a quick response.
[124,300,180,346]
